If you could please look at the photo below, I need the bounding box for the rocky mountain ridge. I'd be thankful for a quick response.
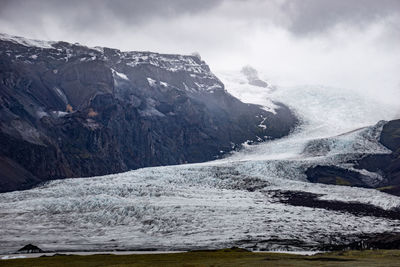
[0,33,298,192]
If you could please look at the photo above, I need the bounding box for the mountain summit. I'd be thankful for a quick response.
[0,33,297,192]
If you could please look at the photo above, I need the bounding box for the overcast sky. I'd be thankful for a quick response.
[0,0,399,102]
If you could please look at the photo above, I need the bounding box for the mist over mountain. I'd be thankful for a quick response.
[0,0,400,259]
[1,0,399,106]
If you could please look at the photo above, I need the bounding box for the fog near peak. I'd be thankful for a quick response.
[0,0,399,109]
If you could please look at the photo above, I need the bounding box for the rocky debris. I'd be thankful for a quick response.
[270,190,400,220]
[17,244,43,253]
[0,34,298,193]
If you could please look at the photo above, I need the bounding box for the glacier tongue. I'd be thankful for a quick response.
[0,70,400,253]
[0,162,400,253]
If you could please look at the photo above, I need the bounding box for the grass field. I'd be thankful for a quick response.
[1,248,400,267]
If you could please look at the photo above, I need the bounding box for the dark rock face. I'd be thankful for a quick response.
[17,244,43,253]
[380,119,400,152]
[305,166,370,187]
[373,119,400,195]
[305,119,400,196]
[271,190,400,221]
[0,34,298,192]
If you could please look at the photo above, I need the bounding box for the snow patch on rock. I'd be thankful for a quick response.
[0,33,54,49]
[111,69,129,81]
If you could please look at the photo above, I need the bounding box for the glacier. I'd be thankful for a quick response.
[0,70,399,253]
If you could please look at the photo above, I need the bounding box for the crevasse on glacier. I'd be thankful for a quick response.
[0,70,399,253]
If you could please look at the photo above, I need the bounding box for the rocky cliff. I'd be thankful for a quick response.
[0,33,298,192]
[306,119,400,196]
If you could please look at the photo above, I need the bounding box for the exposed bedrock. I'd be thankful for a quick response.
[305,119,400,196]
[0,34,298,192]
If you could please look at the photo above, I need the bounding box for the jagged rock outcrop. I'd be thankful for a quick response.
[0,34,298,192]
[17,244,43,254]
[362,119,400,195]
[305,166,371,187]
[305,119,400,196]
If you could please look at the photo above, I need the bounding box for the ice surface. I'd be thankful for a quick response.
[53,87,68,104]
[51,111,69,118]
[1,255,26,260]
[0,70,400,253]
[0,162,399,253]
[147,77,157,87]
[111,69,129,81]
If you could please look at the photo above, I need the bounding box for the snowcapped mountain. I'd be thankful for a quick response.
[0,33,297,192]
[0,33,400,254]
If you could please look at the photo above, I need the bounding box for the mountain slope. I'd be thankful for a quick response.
[0,60,399,253]
[0,33,298,192]
[305,119,400,195]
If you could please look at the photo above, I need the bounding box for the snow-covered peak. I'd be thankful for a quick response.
[0,33,216,78]
[122,51,211,75]
[217,69,278,113]
[0,33,223,94]
[0,33,55,49]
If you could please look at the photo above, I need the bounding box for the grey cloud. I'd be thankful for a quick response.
[1,0,400,37]
[0,0,399,106]
[282,0,400,35]
[0,0,223,34]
